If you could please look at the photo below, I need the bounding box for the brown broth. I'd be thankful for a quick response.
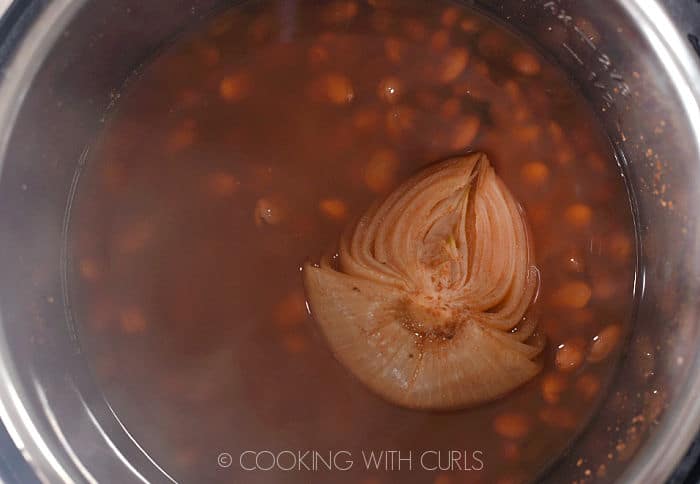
[69,1,636,483]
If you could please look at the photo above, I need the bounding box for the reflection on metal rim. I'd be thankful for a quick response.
[615,1,700,483]
[0,2,91,482]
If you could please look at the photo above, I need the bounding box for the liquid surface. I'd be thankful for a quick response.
[70,1,636,483]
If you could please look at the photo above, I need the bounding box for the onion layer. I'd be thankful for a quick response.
[304,153,543,410]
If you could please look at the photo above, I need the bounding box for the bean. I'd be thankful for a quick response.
[555,341,584,371]
[316,73,355,105]
[367,0,392,6]
[308,44,330,66]
[166,119,196,153]
[520,161,549,186]
[318,32,336,43]
[377,77,402,104]
[283,334,309,354]
[502,441,520,461]
[513,105,531,123]
[384,37,403,63]
[478,30,506,58]
[219,74,250,102]
[555,144,574,165]
[592,180,615,203]
[438,48,469,83]
[319,198,348,221]
[116,220,154,254]
[564,203,593,228]
[352,108,380,130]
[609,232,633,262]
[321,1,358,23]
[451,116,480,150]
[440,98,460,120]
[588,324,622,363]
[402,19,427,42]
[430,30,450,51]
[441,7,460,27]
[552,281,592,309]
[274,290,308,327]
[588,152,607,173]
[460,17,480,33]
[255,198,284,226]
[548,121,564,142]
[79,258,101,282]
[199,45,220,67]
[512,51,541,76]
[538,406,577,429]
[493,412,531,440]
[473,60,489,77]
[205,172,239,197]
[175,449,197,468]
[208,15,235,37]
[503,81,522,101]
[433,474,452,484]
[496,476,526,484]
[526,202,549,227]
[592,275,618,300]
[248,15,272,43]
[513,124,540,143]
[177,89,202,109]
[575,373,601,400]
[541,372,567,404]
[120,307,147,335]
[364,149,400,192]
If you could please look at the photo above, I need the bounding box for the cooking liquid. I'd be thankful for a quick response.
[69,1,636,483]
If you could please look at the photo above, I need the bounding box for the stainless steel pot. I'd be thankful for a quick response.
[0,0,697,482]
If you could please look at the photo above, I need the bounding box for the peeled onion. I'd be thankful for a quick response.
[304,153,543,410]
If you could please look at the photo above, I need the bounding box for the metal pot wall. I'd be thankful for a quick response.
[0,0,697,482]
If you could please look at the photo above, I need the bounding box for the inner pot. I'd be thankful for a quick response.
[0,0,698,483]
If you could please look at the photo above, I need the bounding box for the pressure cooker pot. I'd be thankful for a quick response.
[0,0,698,483]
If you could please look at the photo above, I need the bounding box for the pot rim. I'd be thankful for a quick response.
[611,0,700,478]
[0,1,696,483]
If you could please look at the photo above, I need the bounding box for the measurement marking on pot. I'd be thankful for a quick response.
[543,1,573,25]
[610,72,624,81]
[541,0,631,111]
[562,42,583,65]
[573,24,597,51]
